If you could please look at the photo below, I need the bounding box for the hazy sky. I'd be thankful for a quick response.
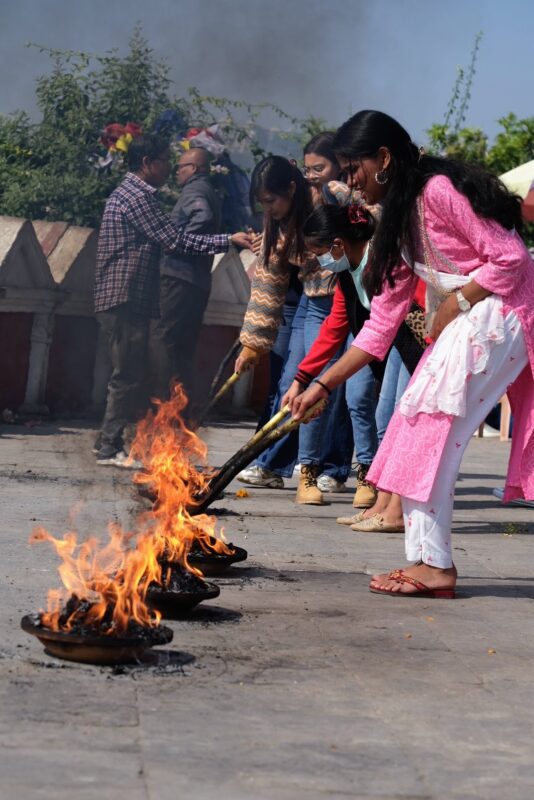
[0,0,532,146]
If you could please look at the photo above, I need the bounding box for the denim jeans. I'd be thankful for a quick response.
[254,300,300,468]
[256,294,352,479]
[375,346,411,442]
[344,334,378,467]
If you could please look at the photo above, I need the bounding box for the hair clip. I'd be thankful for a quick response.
[348,204,368,225]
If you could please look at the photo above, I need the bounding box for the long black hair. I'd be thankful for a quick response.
[303,203,375,249]
[333,110,523,297]
[250,156,313,265]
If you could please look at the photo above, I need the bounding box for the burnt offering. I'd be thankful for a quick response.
[147,563,220,617]
[21,604,173,665]
[187,536,248,576]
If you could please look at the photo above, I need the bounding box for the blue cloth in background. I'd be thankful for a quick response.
[375,346,411,442]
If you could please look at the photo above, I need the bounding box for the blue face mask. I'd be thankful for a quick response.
[350,245,371,310]
[316,249,351,273]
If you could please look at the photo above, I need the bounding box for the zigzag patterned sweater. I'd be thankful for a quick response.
[240,239,334,353]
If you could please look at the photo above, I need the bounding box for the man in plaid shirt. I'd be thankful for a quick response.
[94,134,251,467]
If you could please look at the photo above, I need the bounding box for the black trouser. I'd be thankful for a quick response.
[97,304,149,453]
[150,276,210,400]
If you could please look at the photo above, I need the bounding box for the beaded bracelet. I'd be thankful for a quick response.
[312,378,332,396]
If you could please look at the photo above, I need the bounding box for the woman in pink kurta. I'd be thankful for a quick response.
[291,110,533,599]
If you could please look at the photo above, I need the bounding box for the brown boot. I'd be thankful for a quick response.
[353,463,377,508]
[296,465,324,505]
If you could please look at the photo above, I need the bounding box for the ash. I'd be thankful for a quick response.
[189,537,236,558]
[158,564,207,592]
[37,596,160,641]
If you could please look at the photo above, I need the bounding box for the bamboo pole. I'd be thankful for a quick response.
[195,371,242,427]
[208,337,241,399]
[189,399,326,515]
[193,404,291,497]
[245,404,291,449]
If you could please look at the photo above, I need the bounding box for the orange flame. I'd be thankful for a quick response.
[131,383,233,572]
[31,384,230,633]
[30,524,161,633]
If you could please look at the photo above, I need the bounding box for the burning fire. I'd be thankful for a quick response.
[131,383,233,570]
[31,384,229,633]
[31,525,161,633]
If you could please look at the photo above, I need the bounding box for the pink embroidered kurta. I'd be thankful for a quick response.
[353,175,534,502]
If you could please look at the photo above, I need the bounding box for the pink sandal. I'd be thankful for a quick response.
[369,569,456,599]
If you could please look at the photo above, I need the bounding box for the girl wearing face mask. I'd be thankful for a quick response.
[282,203,426,531]
[235,155,350,504]
[291,110,534,598]
[302,132,382,506]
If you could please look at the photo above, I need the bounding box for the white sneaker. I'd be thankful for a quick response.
[317,474,346,493]
[292,463,302,477]
[237,465,284,488]
[97,450,143,470]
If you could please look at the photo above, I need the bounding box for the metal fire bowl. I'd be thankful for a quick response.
[20,615,173,666]
[188,544,248,576]
[146,581,220,617]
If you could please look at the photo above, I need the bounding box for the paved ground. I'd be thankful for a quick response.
[1,418,533,800]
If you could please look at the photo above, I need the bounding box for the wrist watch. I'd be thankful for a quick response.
[455,289,471,312]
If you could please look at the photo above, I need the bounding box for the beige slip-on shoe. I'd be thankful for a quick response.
[336,510,367,526]
[350,513,405,533]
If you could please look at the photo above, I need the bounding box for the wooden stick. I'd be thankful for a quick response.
[193,404,291,496]
[208,337,241,399]
[190,400,326,514]
[246,404,291,449]
[196,371,241,427]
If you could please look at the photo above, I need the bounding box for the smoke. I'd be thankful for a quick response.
[0,0,368,128]
[1,0,533,145]
[156,0,368,123]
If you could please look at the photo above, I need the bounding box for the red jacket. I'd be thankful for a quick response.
[296,278,426,384]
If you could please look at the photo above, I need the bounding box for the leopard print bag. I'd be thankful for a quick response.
[403,307,427,350]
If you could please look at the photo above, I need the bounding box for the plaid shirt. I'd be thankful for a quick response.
[94,172,229,316]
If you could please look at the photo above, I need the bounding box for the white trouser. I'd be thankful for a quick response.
[402,310,528,568]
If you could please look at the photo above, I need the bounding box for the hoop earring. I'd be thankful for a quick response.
[374,169,389,185]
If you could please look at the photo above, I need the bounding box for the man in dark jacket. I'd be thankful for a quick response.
[94,137,249,467]
[151,147,222,399]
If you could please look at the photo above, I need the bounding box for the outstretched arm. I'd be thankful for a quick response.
[290,345,373,420]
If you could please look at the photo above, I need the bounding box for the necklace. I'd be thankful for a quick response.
[417,195,461,300]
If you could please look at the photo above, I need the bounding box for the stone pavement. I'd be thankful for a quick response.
[0,419,533,800]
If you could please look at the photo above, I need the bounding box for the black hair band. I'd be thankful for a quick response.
[312,378,332,396]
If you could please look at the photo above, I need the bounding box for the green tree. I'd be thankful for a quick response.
[426,31,534,243]
[486,113,534,174]
[0,27,314,227]
[427,123,488,165]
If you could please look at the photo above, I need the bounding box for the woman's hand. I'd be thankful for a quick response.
[291,382,329,421]
[309,184,323,206]
[281,380,305,413]
[429,294,460,341]
[235,346,261,374]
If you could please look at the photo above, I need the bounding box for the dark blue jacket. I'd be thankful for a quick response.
[160,174,222,291]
